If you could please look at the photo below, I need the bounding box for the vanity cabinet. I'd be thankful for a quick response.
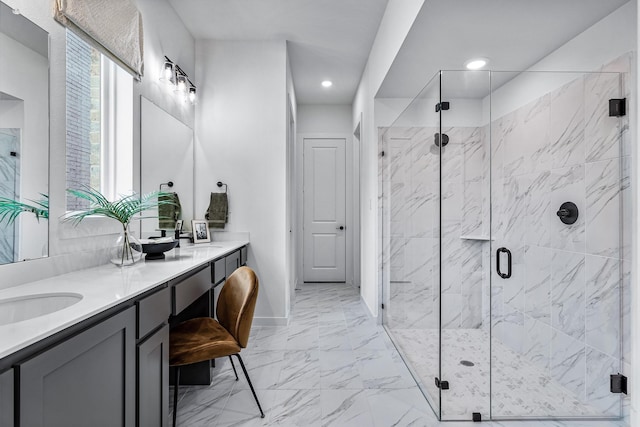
[17,307,136,427]
[136,287,171,427]
[0,369,12,427]
[137,324,169,427]
[225,249,240,277]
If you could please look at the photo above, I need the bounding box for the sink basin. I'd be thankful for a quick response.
[0,293,83,326]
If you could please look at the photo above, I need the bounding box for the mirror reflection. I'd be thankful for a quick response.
[139,96,194,239]
[0,1,49,265]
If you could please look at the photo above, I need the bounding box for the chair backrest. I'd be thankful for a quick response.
[216,266,259,348]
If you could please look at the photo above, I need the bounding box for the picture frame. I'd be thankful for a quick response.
[191,220,210,243]
[175,219,183,232]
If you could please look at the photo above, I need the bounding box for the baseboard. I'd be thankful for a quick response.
[252,316,290,326]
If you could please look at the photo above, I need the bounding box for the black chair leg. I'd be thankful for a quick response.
[234,354,265,418]
[229,356,239,380]
[172,366,181,427]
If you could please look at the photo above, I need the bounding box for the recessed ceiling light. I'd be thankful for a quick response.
[465,58,489,70]
[321,80,333,88]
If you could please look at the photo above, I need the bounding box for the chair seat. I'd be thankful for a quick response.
[170,317,241,366]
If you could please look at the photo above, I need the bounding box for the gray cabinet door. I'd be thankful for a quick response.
[137,324,169,427]
[0,370,12,427]
[18,307,136,427]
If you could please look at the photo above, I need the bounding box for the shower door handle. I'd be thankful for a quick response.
[496,247,512,279]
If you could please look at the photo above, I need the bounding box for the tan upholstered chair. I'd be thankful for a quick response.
[169,266,264,426]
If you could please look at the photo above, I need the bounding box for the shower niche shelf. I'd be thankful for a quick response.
[459,235,494,241]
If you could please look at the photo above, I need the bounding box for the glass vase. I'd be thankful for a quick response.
[110,224,143,267]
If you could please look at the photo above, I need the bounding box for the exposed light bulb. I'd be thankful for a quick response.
[188,87,196,104]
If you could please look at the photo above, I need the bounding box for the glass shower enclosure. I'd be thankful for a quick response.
[380,62,630,422]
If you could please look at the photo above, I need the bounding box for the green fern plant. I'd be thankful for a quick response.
[65,187,177,266]
[0,194,49,225]
[64,187,174,226]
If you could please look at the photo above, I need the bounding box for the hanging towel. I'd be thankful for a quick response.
[205,192,228,229]
[158,192,181,229]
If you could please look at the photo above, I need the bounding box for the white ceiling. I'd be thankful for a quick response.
[378,0,631,99]
[168,0,389,104]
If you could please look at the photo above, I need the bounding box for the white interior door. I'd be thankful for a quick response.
[303,138,346,282]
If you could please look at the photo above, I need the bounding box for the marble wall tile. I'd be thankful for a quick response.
[526,171,551,248]
[550,329,586,401]
[501,245,525,313]
[389,237,406,282]
[404,238,432,285]
[462,181,483,236]
[585,255,620,357]
[504,95,550,177]
[524,245,552,323]
[441,293,462,329]
[549,78,585,169]
[493,303,524,354]
[463,127,484,180]
[491,111,516,181]
[461,270,483,328]
[585,347,621,416]
[549,165,585,252]
[585,72,621,162]
[551,250,585,341]
[524,316,551,372]
[586,158,621,258]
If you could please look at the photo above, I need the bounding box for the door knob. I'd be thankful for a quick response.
[337,226,345,230]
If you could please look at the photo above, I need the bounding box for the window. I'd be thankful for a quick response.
[65,30,133,210]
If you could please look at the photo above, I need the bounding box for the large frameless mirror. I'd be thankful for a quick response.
[0,1,49,265]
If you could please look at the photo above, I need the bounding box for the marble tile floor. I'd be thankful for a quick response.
[170,283,626,426]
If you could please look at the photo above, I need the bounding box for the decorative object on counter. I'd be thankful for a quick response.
[139,237,179,260]
[192,219,211,243]
[65,187,177,266]
[205,182,228,229]
[0,194,48,225]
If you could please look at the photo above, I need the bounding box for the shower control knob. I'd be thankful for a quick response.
[557,202,578,225]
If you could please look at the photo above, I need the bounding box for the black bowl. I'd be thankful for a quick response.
[141,240,179,260]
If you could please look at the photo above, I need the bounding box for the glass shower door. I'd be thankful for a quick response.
[380,72,442,417]
[490,69,628,420]
[438,70,491,421]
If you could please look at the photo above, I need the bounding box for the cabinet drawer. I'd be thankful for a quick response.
[212,258,225,285]
[240,246,248,266]
[137,287,170,339]
[226,250,240,277]
[0,369,13,427]
[172,266,211,315]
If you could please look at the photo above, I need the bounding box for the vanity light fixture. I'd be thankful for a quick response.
[321,80,333,88]
[160,58,176,85]
[175,73,187,94]
[160,55,196,104]
[464,58,489,70]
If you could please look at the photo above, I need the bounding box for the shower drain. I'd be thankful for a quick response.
[460,360,474,367]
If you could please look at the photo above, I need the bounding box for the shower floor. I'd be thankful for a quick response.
[390,328,612,420]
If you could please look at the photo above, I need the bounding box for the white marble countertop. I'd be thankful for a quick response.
[0,241,248,360]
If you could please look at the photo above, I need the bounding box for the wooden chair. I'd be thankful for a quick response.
[169,266,264,426]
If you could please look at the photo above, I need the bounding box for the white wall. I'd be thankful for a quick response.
[352,0,426,317]
[297,105,352,133]
[195,40,289,324]
[0,0,195,289]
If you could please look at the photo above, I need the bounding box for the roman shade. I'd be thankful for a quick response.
[54,0,143,79]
